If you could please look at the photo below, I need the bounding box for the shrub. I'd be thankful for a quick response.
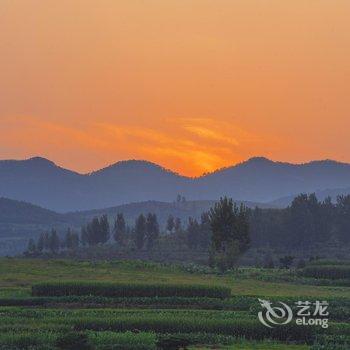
[311,335,350,350]
[32,282,231,299]
[0,331,56,349]
[73,315,315,343]
[0,295,249,311]
[88,331,157,350]
[55,332,93,350]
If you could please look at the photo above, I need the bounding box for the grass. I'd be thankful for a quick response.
[0,258,348,298]
[0,258,348,349]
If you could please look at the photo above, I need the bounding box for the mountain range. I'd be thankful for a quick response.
[1,156,350,212]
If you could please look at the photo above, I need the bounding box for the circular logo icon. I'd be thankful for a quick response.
[258,298,293,328]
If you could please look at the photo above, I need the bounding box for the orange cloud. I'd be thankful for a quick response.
[0,116,264,176]
[94,118,260,175]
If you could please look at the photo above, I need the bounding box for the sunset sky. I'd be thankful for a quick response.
[1,0,349,176]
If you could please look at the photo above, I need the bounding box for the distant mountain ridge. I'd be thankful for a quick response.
[1,156,350,212]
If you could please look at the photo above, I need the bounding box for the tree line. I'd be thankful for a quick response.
[26,197,251,271]
[250,193,350,249]
[27,212,212,254]
[26,193,350,263]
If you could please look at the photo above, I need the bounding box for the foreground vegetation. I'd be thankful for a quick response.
[0,258,349,349]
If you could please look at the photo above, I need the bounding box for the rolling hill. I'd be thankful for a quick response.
[2,156,350,212]
[0,197,270,238]
[0,197,63,225]
[0,197,68,256]
[270,186,350,207]
[0,197,269,255]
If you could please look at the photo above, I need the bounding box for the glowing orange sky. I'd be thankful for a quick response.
[1,1,349,176]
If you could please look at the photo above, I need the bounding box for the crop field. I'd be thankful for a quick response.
[0,258,349,349]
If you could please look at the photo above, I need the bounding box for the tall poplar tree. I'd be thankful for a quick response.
[208,197,250,271]
[135,214,146,250]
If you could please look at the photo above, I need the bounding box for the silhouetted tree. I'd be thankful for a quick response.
[135,214,146,249]
[146,213,159,249]
[287,194,319,247]
[80,227,88,246]
[37,234,44,253]
[174,217,182,233]
[279,255,295,269]
[27,239,36,254]
[63,228,71,249]
[65,228,79,250]
[335,195,350,244]
[236,203,251,252]
[166,215,175,233]
[43,232,50,251]
[208,197,250,271]
[83,215,110,246]
[187,217,200,249]
[87,217,100,245]
[99,215,110,244]
[49,229,60,254]
[114,213,126,245]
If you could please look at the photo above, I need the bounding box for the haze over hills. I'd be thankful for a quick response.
[0,197,271,256]
[2,156,350,212]
[0,197,69,256]
[271,187,350,207]
[0,197,63,225]
[0,197,273,234]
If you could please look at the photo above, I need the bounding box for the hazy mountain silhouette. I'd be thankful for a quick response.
[0,197,273,247]
[0,197,69,255]
[270,187,350,207]
[64,198,274,228]
[0,157,85,211]
[0,197,64,224]
[2,156,350,212]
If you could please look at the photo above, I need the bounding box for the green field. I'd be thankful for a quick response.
[0,258,349,349]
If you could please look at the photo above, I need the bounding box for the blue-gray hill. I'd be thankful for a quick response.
[2,156,350,212]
